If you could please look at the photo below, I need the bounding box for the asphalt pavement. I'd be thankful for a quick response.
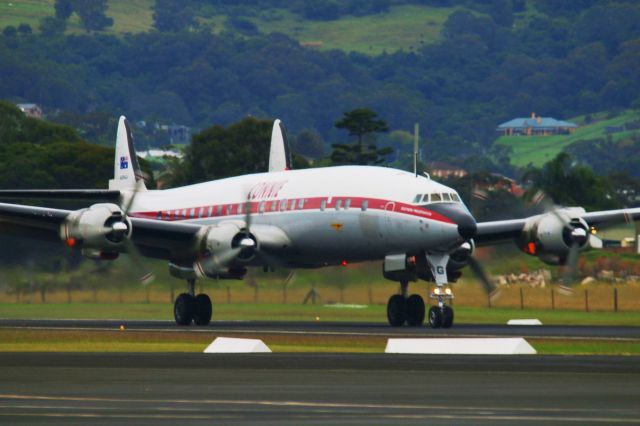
[1,352,639,425]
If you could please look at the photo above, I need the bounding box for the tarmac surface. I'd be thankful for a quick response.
[2,320,640,424]
[1,352,639,425]
[2,318,640,339]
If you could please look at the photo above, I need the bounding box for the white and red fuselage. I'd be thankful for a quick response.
[128,165,476,268]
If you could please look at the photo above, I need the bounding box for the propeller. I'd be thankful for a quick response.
[453,241,502,301]
[120,178,155,285]
[530,190,590,295]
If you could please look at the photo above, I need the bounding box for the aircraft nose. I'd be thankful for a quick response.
[457,214,477,240]
[426,202,477,240]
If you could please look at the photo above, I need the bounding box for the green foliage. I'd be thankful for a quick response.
[331,108,391,165]
[185,116,273,183]
[2,26,17,38]
[74,0,113,32]
[153,0,196,33]
[55,0,73,21]
[1,1,640,173]
[335,108,389,145]
[525,152,620,211]
[0,101,81,145]
[17,23,32,35]
[39,17,67,37]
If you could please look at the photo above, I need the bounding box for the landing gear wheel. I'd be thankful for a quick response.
[193,293,212,326]
[442,306,454,328]
[428,306,443,328]
[406,294,425,326]
[174,293,195,326]
[387,294,407,326]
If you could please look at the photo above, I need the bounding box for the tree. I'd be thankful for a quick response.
[526,153,619,211]
[17,24,32,35]
[72,0,113,32]
[2,26,17,38]
[186,117,273,183]
[335,108,389,152]
[331,108,391,165]
[153,0,196,32]
[55,0,73,20]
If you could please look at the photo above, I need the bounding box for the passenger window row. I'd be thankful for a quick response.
[156,198,308,220]
[319,198,367,212]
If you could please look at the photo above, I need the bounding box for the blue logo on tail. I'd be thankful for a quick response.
[120,156,129,170]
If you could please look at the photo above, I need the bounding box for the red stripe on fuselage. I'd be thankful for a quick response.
[130,196,456,225]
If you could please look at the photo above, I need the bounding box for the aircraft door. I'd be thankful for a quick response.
[384,201,396,239]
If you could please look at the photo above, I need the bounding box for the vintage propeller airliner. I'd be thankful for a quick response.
[1,117,639,327]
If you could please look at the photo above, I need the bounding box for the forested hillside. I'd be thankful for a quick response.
[1,0,640,164]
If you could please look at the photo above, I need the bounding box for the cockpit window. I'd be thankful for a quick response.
[442,193,451,202]
[451,193,461,202]
[422,194,430,203]
[431,193,442,202]
[412,194,421,203]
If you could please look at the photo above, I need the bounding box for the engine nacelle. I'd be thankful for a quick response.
[193,222,258,279]
[518,208,590,265]
[448,240,475,271]
[60,203,131,252]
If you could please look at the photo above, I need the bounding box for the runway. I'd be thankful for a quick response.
[2,320,640,424]
[2,318,640,340]
[1,353,639,425]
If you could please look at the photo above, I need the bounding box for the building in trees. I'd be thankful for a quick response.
[426,162,467,179]
[169,125,191,145]
[17,103,43,119]
[497,113,577,136]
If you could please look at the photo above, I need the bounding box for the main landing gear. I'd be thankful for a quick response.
[386,282,455,328]
[386,281,426,327]
[174,279,213,326]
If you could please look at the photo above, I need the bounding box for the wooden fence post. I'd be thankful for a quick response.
[585,289,589,312]
[551,288,555,310]
[519,287,524,310]
[613,287,618,312]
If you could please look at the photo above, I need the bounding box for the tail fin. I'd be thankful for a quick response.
[109,116,147,191]
[268,119,293,172]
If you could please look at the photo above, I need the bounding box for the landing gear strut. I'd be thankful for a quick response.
[173,279,213,326]
[386,280,426,327]
[428,286,454,329]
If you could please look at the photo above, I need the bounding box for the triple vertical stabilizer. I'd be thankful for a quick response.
[109,116,147,191]
[268,119,292,172]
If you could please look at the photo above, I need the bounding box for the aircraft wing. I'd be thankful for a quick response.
[0,189,121,202]
[475,207,640,246]
[474,218,527,245]
[0,202,203,261]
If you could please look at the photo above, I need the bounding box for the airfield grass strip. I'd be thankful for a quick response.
[1,329,639,355]
[0,329,386,353]
[1,303,640,325]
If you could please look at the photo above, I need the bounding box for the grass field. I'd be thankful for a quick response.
[0,1,464,55]
[251,5,457,55]
[2,302,640,325]
[0,0,154,34]
[1,322,639,354]
[494,110,640,167]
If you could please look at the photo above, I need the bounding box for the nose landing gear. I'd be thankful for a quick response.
[427,286,454,328]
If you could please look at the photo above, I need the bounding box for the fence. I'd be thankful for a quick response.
[2,281,640,312]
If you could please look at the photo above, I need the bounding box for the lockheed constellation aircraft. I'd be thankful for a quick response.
[1,117,638,328]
